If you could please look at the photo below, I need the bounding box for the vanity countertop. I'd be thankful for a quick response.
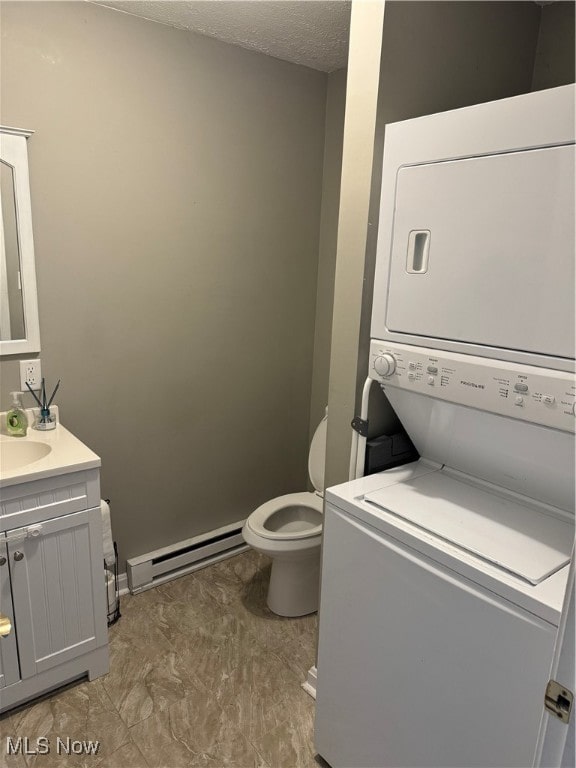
[0,408,100,487]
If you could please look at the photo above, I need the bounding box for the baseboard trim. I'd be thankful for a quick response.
[302,665,317,699]
[117,571,129,597]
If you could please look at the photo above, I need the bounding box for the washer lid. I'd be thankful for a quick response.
[364,471,573,585]
[308,413,328,493]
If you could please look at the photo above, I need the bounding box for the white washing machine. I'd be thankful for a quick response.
[315,85,575,768]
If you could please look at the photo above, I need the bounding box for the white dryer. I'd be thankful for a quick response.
[315,85,575,768]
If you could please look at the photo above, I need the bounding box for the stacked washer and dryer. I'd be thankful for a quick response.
[315,85,575,768]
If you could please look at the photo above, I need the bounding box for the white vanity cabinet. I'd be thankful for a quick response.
[0,541,20,689]
[0,446,109,713]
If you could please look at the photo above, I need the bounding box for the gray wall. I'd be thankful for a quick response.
[532,1,575,91]
[308,68,347,442]
[325,0,543,486]
[378,1,540,123]
[0,1,326,563]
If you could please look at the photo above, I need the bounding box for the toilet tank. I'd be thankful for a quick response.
[309,412,328,494]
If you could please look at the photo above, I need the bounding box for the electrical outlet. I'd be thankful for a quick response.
[20,359,42,392]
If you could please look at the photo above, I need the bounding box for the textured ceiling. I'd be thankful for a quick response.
[92,1,351,72]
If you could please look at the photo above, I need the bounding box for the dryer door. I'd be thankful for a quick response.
[383,145,575,360]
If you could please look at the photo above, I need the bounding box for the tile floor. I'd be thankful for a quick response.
[0,551,326,768]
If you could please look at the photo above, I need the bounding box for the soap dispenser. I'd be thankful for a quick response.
[6,391,28,437]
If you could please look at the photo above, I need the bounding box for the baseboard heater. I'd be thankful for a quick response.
[126,520,248,593]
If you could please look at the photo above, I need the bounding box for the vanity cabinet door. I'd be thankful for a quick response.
[0,541,20,688]
[7,508,107,678]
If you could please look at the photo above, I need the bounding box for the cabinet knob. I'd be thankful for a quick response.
[0,556,6,566]
[0,613,11,637]
[13,551,24,561]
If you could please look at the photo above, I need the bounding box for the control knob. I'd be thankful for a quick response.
[374,353,397,377]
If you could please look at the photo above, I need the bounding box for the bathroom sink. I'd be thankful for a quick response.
[0,407,100,486]
[0,440,52,471]
[0,409,101,487]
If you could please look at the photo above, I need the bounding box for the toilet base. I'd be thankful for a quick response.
[267,552,320,617]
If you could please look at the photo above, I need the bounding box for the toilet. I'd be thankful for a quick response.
[242,410,327,617]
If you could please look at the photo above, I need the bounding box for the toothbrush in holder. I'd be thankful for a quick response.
[27,378,60,431]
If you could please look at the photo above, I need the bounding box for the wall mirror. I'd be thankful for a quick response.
[0,126,40,355]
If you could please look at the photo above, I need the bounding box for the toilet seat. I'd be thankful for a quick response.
[246,491,323,541]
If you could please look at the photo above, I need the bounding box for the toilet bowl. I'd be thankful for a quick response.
[242,410,327,617]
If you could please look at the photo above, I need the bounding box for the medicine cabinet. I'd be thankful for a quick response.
[0,126,40,356]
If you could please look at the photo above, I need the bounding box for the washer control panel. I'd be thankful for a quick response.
[370,340,576,432]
